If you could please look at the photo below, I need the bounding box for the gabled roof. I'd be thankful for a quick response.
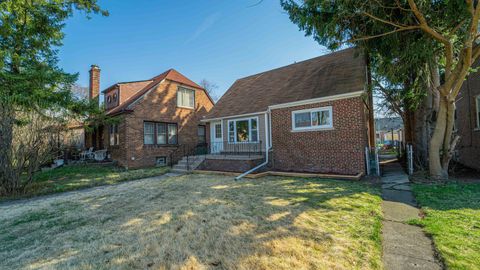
[204,48,367,119]
[106,69,208,115]
[102,79,153,94]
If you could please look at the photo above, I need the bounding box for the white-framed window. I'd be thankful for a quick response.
[214,123,222,139]
[476,95,480,129]
[292,106,333,131]
[144,122,178,145]
[227,117,259,143]
[109,124,119,146]
[177,87,195,109]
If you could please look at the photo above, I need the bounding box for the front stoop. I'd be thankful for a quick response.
[172,156,205,173]
[381,162,443,270]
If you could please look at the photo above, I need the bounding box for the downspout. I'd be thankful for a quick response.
[235,111,271,180]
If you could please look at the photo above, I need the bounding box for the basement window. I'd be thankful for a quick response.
[156,156,167,166]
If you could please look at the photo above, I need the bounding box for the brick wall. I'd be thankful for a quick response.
[106,80,213,168]
[198,158,264,172]
[456,72,480,170]
[271,97,368,175]
[89,65,100,100]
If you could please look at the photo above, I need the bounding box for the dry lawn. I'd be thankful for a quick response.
[0,173,382,270]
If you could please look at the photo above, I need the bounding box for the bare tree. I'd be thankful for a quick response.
[199,79,219,102]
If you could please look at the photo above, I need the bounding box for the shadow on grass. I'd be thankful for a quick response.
[0,175,383,270]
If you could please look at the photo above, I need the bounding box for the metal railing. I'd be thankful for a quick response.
[169,141,264,170]
[208,140,263,157]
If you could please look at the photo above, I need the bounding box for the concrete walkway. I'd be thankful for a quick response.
[381,162,443,270]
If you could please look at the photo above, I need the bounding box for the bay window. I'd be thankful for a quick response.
[227,117,259,143]
[292,106,333,131]
[144,121,178,145]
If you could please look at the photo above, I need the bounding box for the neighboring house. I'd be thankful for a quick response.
[375,117,404,145]
[85,65,214,168]
[456,68,480,171]
[201,48,375,176]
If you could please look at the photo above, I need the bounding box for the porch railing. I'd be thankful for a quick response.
[208,140,263,157]
[169,140,264,170]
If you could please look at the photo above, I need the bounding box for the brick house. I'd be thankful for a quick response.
[455,67,480,171]
[85,66,214,168]
[200,48,375,176]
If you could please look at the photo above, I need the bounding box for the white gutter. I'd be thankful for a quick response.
[201,111,268,122]
[235,111,271,180]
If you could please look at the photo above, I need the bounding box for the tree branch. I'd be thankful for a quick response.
[362,11,410,28]
[407,0,454,80]
[348,26,420,43]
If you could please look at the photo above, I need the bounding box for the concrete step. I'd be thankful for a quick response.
[171,168,188,173]
[173,155,205,172]
[177,159,203,166]
[173,164,188,170]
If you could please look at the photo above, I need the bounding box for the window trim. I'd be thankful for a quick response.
[177,86,195,109]
[227,117,259,144]
[143,121,178,145]
[109,124,119,146]
[291,106,333,132]
[214,122,223,139]
[156,156,167,166]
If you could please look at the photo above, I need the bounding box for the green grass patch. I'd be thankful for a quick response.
[1,165,169,200]
[411,183,480,270]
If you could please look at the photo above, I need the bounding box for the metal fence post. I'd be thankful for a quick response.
[408,144,414,175]
[365,147,370,175]
[375,147,380,176]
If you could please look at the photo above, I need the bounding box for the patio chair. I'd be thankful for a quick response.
[80,147,94,161]
[93,149,107,161]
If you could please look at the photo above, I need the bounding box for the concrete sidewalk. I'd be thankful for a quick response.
[381,162,443,270]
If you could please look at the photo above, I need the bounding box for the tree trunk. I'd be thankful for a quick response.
[0,102,16,195]
[429,96,453,180]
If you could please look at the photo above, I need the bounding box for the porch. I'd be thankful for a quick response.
[173,141,266,173]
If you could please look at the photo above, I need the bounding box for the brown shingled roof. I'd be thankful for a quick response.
[106,69,207,115]
[205,48,366,119]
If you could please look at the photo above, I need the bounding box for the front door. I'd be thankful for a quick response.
[210,121,223,153]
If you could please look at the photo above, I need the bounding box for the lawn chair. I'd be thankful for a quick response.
[80,147,94,161]
[93,149,107,161]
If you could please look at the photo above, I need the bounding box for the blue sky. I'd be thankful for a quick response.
[59,0,329,100]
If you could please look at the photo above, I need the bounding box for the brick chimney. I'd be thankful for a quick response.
[89,64,100,100]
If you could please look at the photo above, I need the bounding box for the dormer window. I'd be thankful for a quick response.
[177,87,195,109]
[107,95,112,103]
[113,93,118,103]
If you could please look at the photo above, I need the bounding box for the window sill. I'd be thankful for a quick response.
[291,127,334,133]
[177,105,195,110]
[143,144,179,148]
[227,141,260,145]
